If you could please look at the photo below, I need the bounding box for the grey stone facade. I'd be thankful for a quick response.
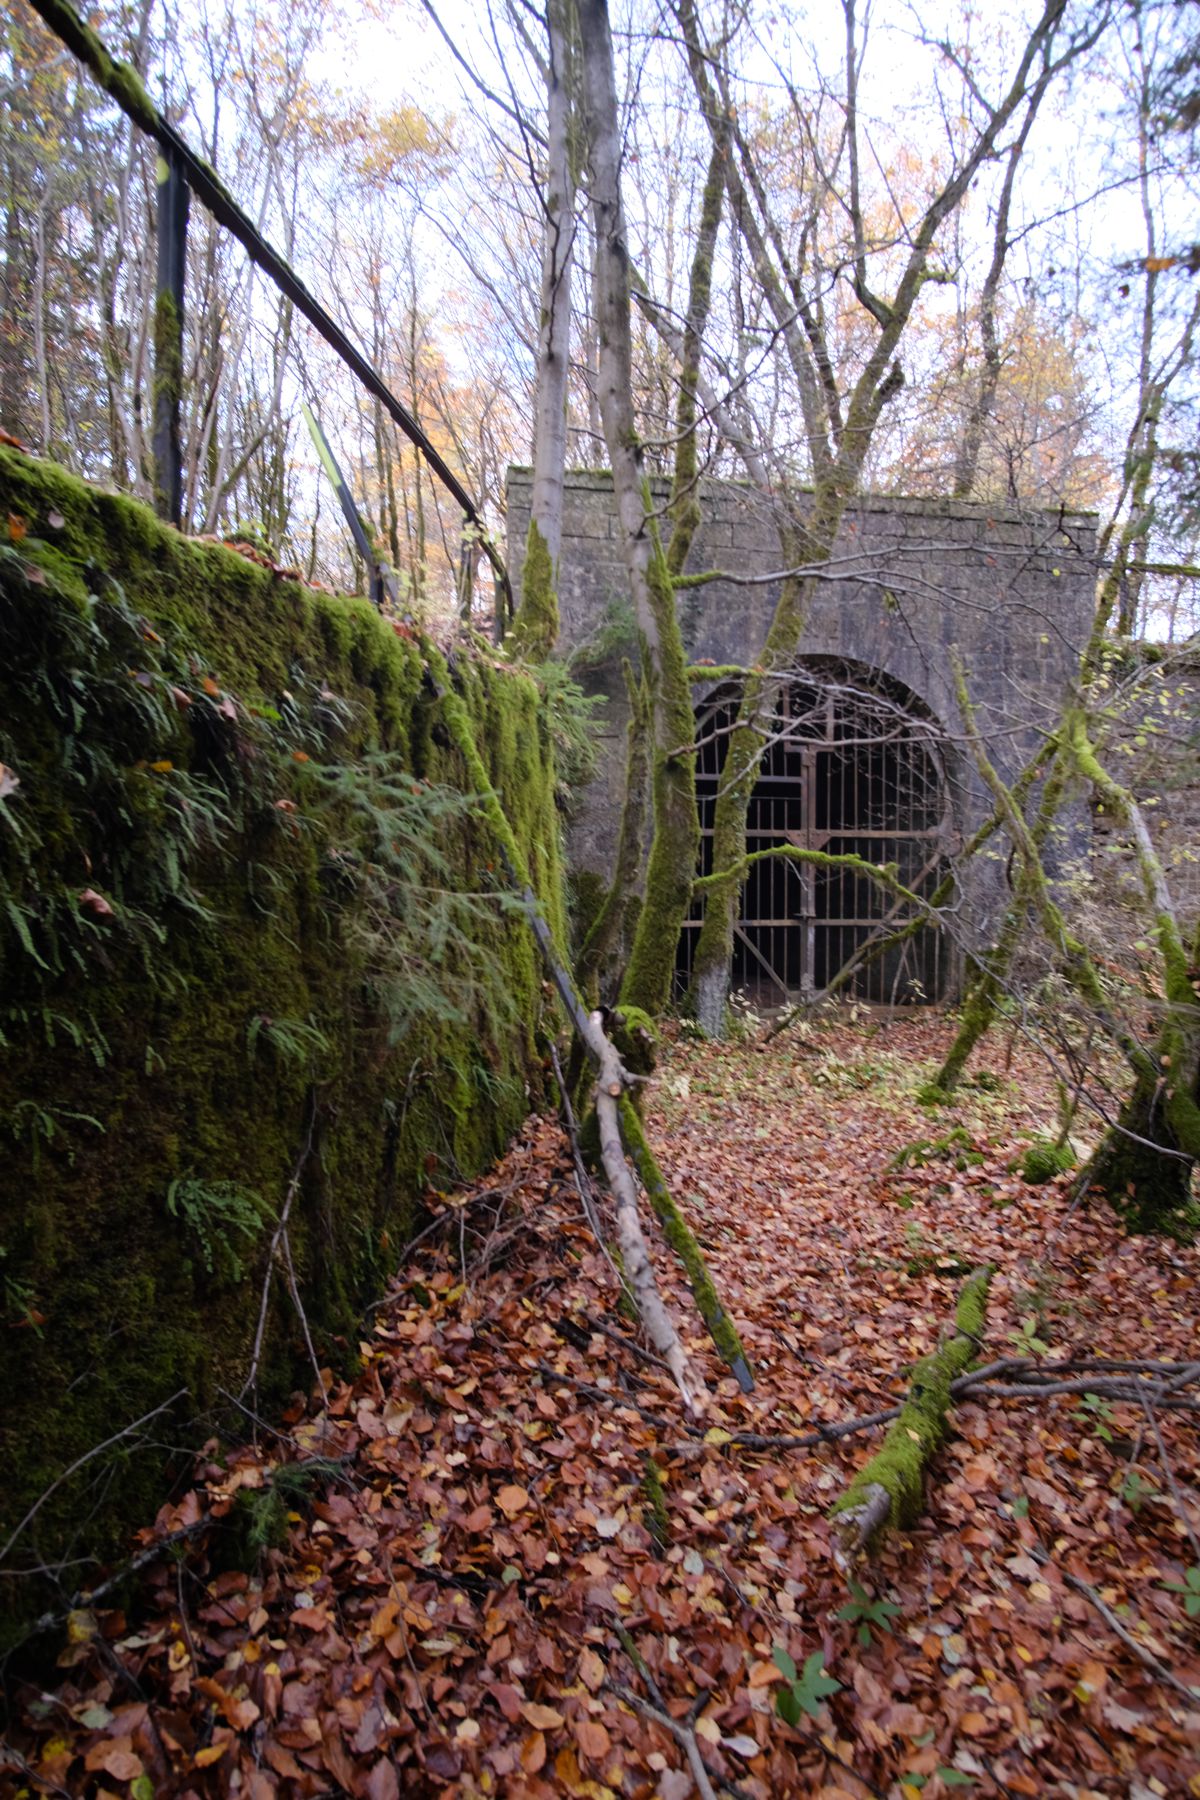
[506,467,1100,983]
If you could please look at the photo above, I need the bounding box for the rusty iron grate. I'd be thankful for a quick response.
[676,664,952,1008]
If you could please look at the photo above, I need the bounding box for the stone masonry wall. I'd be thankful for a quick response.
[508,468,1101,966]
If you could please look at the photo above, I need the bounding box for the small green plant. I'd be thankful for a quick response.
[1,1247,43,1332]
[1008,1314,1050,1357]
[230,1457,344,1564]
[836,1578,901,1647]
[1,1099,104,1171]
[246,1011,331,1066]
[888,1127,983,1174]
[1015,1137,1076,1184]
[809,1053,890,1092]
[1162,1565,1200,1620]
[1078,1391,1116,1442]
[1119,1469,1158,1512]
[771,1646,841,1724]
[529,657,604,813]
[902,1772,976,1791]
[166,1176,272,1282]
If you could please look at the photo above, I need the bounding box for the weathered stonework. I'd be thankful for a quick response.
[507,468,1101,979]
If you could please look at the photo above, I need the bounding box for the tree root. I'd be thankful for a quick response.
[831,1266,991,1557]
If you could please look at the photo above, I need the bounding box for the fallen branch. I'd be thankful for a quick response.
[589,1015,700,1410]
[608,1682,723,1800]
[421,638,756,1412]
[618,1096,755,1393]
[1024,1542,1200,1703]
[832,1266,991,1557]
[241,1098,318,1403]
[12,1517,211,1648]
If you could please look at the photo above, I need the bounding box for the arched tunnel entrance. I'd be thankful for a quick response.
[676,661,954,1008]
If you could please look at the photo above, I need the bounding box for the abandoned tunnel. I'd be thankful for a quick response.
[677,662,952,1008]
[505,466,1098,1007]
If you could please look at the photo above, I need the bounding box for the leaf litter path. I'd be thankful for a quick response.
[7,1017,1200,1800]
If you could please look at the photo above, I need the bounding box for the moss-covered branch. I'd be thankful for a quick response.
[422,638,753,1387]
[832,1267,990,1554]
[618,1096,754,1392]
[686,663,750,682]
[695,843,931,917]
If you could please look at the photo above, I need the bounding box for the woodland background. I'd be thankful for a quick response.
[1,0,1197,638]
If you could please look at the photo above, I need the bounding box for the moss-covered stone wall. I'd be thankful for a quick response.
[0,447,563,1642]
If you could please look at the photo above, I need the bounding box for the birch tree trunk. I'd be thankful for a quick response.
[509,0,576,661]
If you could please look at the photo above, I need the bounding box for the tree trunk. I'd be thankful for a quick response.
[577,0,698,1018]
[1084,1068,1198,1237]
[508,0,575,662]
[1068,718,1200,1236]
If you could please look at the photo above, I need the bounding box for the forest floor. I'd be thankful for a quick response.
[5,1013,1200,1800]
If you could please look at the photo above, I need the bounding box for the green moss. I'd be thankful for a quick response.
[151,286,183,516]
[617,1095,753,1389]
[569,868,608,954]
[1016,1138,1076,1184]
[0,446,562,1646]
[609,1004,657,1077]
[641,1452,670,1553]
[577,662,650,1004]
[831,1268,991,1544]
[620,535,699,1019]
[506,518,559,662]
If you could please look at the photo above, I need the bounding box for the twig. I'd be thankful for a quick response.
[241,1099,318,1402]
[574,1310,671,1373]
[280,1216,328,1403]
[534,1360,677,1432]
[608,1681,722,1800]
[958,1377,1200,1406]
[1141,1401,1200,1565]
[613,1621,668,1710]
[0,1744,75,1800]
[0,1389,188,1566]
[548,1041,606,1242]
[1058,1567,1200,1702]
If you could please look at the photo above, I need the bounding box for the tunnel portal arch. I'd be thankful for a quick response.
[675,660,955,1008]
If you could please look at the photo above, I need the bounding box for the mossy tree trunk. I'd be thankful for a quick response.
[931,750,1067,1097]
[579,0,730,1018]
[507,0,575,662]
[1067,712,1200,1236]
[576,659,650,1002]
[833,1268,991,1554]
[676,0,1082,1036]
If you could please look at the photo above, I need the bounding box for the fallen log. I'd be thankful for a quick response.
[618,1097,755,1393]
[831,1266,991,1557]
[422,641,754,1410]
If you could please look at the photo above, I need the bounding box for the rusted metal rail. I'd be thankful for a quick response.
[25,0,512,623]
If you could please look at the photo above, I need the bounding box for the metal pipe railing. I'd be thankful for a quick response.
[25,0,513,622]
